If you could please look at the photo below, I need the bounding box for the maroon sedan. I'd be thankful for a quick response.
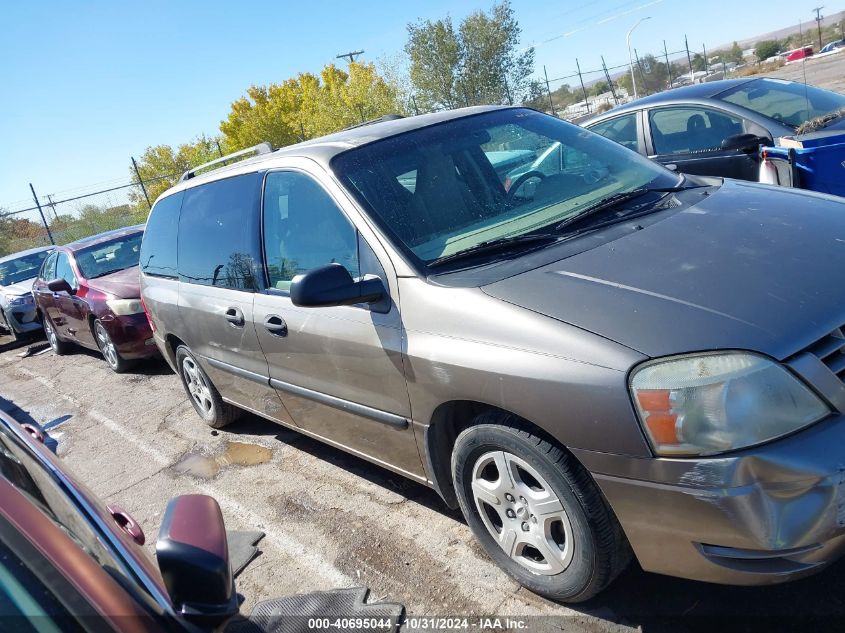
[32,226,158,372]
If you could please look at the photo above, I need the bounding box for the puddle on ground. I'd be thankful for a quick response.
[173,441,273,479]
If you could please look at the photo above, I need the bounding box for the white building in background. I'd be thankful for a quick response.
[562,87,631,120]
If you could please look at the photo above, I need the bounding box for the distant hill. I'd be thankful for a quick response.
[720,10,845,49]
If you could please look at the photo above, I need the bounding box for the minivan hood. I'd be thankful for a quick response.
[86,266,140,299]
[0,279,36,297]
[483,180,845,360]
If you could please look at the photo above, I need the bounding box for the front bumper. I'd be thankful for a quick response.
[575,414,845,585]
[1,304,42,335]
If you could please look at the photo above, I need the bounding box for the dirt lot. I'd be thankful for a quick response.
[2,332,845,632]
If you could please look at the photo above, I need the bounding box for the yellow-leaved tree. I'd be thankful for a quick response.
[220,62,405,152]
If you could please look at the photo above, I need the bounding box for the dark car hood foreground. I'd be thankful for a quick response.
[86,266,141,299]
[484,180,845,361]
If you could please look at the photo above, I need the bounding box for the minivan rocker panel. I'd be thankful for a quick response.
[140,106,845,601]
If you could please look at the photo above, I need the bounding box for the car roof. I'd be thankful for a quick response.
[0,245,54,264]
[582,78,758,124]
[163,105,515,195]
[62,224,145,252]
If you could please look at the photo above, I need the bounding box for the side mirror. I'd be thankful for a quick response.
[156,495,238,625]
[721,133,767,153]
[47,278,73,294]
[290,263,385,308]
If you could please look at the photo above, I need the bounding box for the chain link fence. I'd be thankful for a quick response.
[0,172,181,257]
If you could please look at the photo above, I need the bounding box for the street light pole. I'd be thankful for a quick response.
[626,16,651,100]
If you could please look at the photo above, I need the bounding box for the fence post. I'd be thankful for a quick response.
[685,35,694,77]
[216,141,224,157]
[543,65,557,116]
[634,49,647,96]
[502,73,513,105]
[601,56,619,105]
[131,157,152,210]
[702,43,709,73]
[29,184,55,245]
[575,58,590,114]
[411,95,420,115]
[663,40,673,86]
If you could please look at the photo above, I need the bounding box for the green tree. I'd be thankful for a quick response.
[589,80,609,97]
[727,41,743,63]
[755,40,782,61]
[405,1,534,109]
[691,53,706,72]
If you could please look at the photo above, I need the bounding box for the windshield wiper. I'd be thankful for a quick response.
[554,186,693,234]
[427,233,560,269]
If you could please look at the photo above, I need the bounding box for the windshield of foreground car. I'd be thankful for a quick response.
[0,251,50,287]
[717,78,845,130]
[75,233,142,279]
[332,108,679,268]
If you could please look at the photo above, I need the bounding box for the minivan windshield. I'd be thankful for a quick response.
[717,78,845,129]
[333,108,678,267]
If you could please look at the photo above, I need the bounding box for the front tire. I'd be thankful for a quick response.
[94,320,134,373]
[451,412,631,602]
[175,345,239,428]
[43,315,71,355]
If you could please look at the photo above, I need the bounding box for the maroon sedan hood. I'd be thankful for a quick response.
[86,266,141,299]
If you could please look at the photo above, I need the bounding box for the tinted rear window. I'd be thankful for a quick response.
[177,173,262,290]
[140,192,183,279]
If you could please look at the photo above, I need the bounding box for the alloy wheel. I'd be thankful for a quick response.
[95,322,119,369]
[45,319,58,351]
[182,356,214,416]
[471,450,574,575]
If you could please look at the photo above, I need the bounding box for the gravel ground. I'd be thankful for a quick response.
[2,332,845,632]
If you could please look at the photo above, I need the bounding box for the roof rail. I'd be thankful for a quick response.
[342,114,404,132]
[180,142,273,182]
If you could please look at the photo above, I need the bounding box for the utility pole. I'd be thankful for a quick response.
[46,194,59,221]
[626,17,651,100]
[336,50,364,64]
[813,7,824,51]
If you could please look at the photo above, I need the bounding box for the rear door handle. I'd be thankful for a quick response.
[224,307,245,327]
[264,315,288,337]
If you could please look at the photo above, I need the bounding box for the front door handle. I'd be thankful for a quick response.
[224,307,245,327]
[264,315,288,337]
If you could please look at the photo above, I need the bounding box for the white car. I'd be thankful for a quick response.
[0,245,53,340]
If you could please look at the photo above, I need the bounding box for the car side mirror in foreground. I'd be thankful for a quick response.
[156,495,238,625]
[721,133,767,153]
[290,263,385,308]
[47,278,74,294]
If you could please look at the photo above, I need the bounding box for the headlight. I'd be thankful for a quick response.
[8,295,34,307]
[630,352,829,456]
[106,299,144,316]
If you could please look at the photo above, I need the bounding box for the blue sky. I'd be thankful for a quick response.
[1,0,840,208]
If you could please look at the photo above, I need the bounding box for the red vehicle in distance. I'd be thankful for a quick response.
[785,45,814,62]
[32,226,159,372]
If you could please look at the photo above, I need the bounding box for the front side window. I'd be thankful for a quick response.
[74,233,142,279]
[717,78,845,129]
[588,113,639,151]
[177,173,263,290]
[263,172,359,291]
[54,253,77,290]
[0,251,51,286]
[648,107,746,155]
[333,108,676,266]
[39,252,58,282]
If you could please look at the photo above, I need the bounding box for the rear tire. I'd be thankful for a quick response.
[43,315,71,355]
[175,345,239,428]
[94,320,135,373]
[451,412,631,603]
